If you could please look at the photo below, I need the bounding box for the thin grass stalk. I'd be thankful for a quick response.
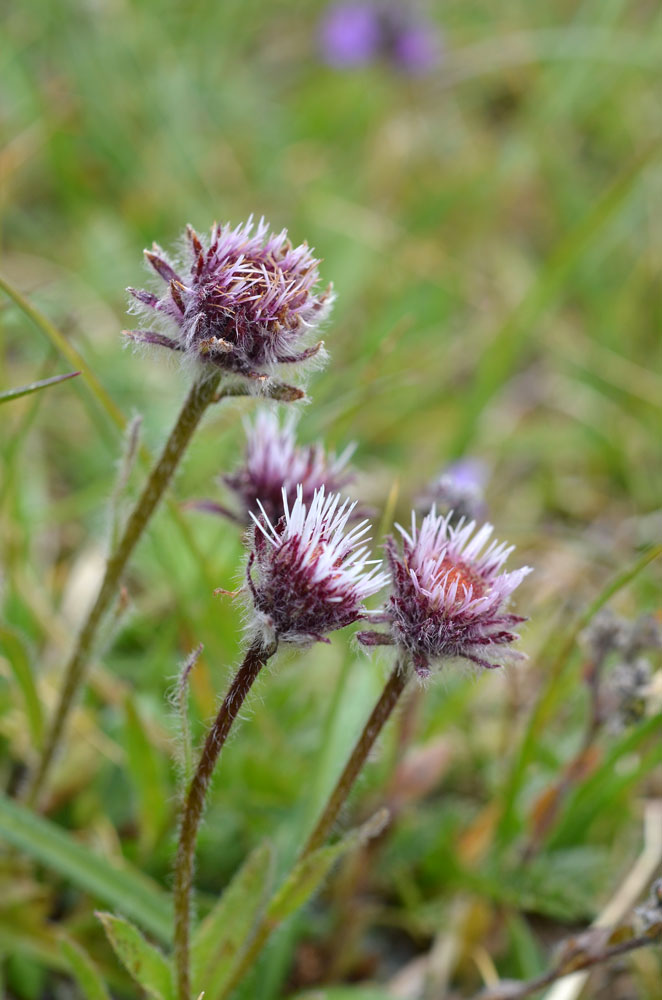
[24,371,222,806]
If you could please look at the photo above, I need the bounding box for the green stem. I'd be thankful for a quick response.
[24,371,222,807]
[219,656,411,999]
[173,639,276,1000]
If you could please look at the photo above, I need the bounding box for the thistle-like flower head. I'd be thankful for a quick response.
[246,486,388,646]
[359,508,531,676]
[126,218,333,383]
[221,411,354,526]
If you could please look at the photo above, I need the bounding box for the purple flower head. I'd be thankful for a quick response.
[245,486,388,647]
[319,3,381,67]
[358,508,531,677]
[391,21,441,74]
[419,458,489,525]
[126,218,333,385]
[222,410,355,527]
[318,2,442,75]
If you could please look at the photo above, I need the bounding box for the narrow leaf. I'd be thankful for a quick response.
[0,794,172,943]
[124,696,170,854]
[0,371,80,405]
[0,625,44,748]
[266,809,389,924]
[59,932,111,1000]
[192,841,274,996]
[97,913,174,1000]
[0,273,125,428]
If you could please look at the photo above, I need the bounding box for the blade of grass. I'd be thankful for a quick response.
[0,274,125,429]
[450,141,661,458]
[0,371,80,404]
[0,626,44,749]
[497,542,662,845]
[0,793,173,943]
[0,273,216,590]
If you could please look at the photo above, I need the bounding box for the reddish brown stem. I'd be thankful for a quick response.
[173,639,276,1000]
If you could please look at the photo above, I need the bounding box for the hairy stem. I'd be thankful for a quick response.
[174,639,276,1000]
[25,371,222,807]
[219,656,411,999]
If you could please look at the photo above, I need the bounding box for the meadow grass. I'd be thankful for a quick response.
[1,1,661,997]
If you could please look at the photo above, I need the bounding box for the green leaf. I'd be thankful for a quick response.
[124,696,170,855]
[208,812,388,1000]
[266,809,389,925]
[192,841,274,998]
[0,793,172,943]
[97,913,175,1000]
[0,371,80,405]
[0,625,44,749]
[548,712,662,849]
[59,932,111,1000]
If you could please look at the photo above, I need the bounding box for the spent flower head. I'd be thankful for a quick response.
[244,486,388,647]
[126,217,333,385]
[359,508,531,676]
[605,657,653,731]
[220,410,355,526]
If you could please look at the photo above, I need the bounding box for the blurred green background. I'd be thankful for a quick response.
[1,0,662,997]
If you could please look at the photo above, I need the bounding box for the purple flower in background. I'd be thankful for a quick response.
[246,486,388,647]
[419,458,489,525]
[193,410,355,527]
[318,1,441,75]
[391,21,439,74]
[358,509,531,676]
[126,218,333,384]
[319,3,381,67]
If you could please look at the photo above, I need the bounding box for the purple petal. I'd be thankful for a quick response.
[123,329,183,351]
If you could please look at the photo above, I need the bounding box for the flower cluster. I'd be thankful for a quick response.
[213,411,355,526]
[127,218,333,382]
[318,2,441,75]
[359,509,531,676]
[245,486,388,646]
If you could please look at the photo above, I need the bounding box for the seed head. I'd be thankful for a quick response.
[359,508,531,676]
[221,411,355,526]
[126,218,333,384]
[245,486,388,646]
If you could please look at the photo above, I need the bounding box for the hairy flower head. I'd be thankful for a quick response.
[221,410,354,526]
[126,218,333,384]
[359,508,531,676]
[245,486,388,646]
